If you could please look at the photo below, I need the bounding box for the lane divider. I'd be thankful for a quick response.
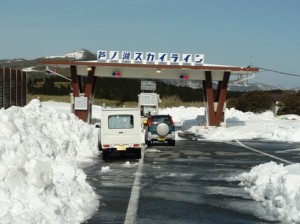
[232,140,294,165]
[124,147,145,224]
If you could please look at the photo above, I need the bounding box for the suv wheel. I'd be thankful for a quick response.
[170,140,175,146]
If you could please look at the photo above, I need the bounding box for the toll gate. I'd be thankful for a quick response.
[43,51,258,126]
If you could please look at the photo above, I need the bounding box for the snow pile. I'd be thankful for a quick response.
[159,107,300,142]
[236,162,300,223]
[123,161,139,167]
[0,99,99,224]
[159,106,205,127]
[101,166,111,173]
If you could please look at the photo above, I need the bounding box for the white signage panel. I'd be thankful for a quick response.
[170,53,180,64]
[74,97,88,110]
[146,52,156,63]
[140,93,157,106]
[195,54,204,64]
[182,54,193,64]
[97,50,107,61]
[109,51,119,61]
[141,81,156,91]
[158,53,168,63]
[134,52,143,63]
[121,51,131,62]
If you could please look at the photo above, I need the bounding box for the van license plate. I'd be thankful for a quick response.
[117,145,127,151]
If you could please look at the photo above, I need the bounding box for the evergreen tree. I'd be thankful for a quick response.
[277,91,300,115]
[236,91,274,113]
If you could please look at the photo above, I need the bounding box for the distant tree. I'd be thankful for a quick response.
[226,98,239,109]
[236,91,274,113]
[42,78,55,94]
[277,91,300,115]
[27,79,34,93]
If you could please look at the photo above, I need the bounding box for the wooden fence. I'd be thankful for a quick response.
[0,67,27,108]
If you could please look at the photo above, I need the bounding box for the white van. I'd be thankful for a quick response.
[99,108,142,160]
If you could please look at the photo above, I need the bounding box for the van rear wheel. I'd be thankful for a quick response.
[103,150,109,160]
[135,148,141,159]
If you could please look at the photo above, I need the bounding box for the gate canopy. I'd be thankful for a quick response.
[42,59,259,126]
[43,59,258,81]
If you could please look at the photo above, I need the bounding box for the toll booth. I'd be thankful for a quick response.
[138,80,160,116]
[138,92,160,116]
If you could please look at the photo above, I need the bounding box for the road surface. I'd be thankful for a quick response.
[83,140,300,223]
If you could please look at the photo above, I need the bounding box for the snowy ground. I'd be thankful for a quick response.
[1,100,300,223]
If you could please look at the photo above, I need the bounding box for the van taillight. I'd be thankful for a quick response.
[132,144,140,147]
[103,144,110,148]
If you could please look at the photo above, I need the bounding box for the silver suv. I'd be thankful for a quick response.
[145,115,175,146]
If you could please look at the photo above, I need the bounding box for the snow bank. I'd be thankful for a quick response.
[0,99,99,224]
[160,107,300,142]
[236,162,300,223]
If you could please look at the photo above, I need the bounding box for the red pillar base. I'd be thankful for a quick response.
[203,71,230,126]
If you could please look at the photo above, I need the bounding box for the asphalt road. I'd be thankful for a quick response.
[83,140,300,224]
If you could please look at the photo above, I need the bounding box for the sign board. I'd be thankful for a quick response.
[141,81,156,91]
[74,97,88,110]
[97,50,204,65]
[139,93,157,106]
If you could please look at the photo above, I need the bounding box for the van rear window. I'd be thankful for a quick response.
[108,115,134,129]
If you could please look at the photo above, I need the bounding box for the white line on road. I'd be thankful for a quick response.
[232,140,294,165]
[124,148,145,224]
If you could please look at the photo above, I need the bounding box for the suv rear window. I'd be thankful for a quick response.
[108,115,134,129]
[151,116,171,124]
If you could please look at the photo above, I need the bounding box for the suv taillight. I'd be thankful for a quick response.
[169,116,174,126]
[147,116,153,126]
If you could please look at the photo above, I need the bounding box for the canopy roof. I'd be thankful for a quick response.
[43,59,259,81]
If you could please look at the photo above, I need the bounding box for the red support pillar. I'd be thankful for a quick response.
[215,72,230,122]
[204,71,217,125]
[71,66,80,97]
[70,65,96,123]
[84,67,96,123]
[204,71,230,126]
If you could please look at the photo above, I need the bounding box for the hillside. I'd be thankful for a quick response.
[162,79,280,92]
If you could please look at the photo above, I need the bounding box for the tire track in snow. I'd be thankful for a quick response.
[227,140,294,165]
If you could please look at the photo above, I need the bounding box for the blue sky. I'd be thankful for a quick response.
[1,0,300,88]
